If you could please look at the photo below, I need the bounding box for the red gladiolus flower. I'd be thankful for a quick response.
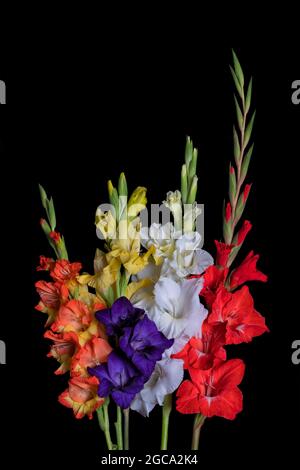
[44,330,79,375]
[243,184,252,203]
[58,375,104,419]
[208,286,269,344]
[200,265,229,308]
[71,337,113,377]
[225,202,232,223]
[50,259,82,282]
[49,231,61,243]
[230,251,268,290]
[176,359,245,420]
[172,321,226,371]
[236,220,252,245]
[214,241,234,267]
[36,256,55,272]
[52,299,92,333]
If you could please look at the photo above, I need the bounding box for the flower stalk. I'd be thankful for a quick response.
[115,405,123,450]
[98,398,114,451]
[223,50,256,266]
[191,414,205,450]
[161,393,172,450]
[123,408,130,450]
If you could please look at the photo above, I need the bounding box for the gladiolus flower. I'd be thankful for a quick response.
[229,251,268,290]
[162,232,213,279]
[137,277,207,354]
[36,256,55,272]
[119,315,174,379]
[172,321,226,371]
[35,281,68,310]
[200,265,229,308]
[208,286,269,344]
[225,202,232,223]
[49,231,61,243]
[44,330,79,375]
[35,281,69,326]
[131,357,184,417]
[96,297,144,337]
[52,299,92,333]
[176,359,245,419]
[58,376,104,419]
[236,220,252,245]
[243,184,252,203]
[50,259,82,282]
[71,337,113,377]
[89,351,146,409]
[214,241,234,267]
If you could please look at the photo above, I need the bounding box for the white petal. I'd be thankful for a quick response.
[193,249,214,274]
[153,277,181,314]
[131,358,184,417]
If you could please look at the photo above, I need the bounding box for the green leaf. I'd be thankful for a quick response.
[223,219,233,245]
[185,137,193,167]
[57,236,69,260]
[187,175,198,205]
[235,193,246,226]
[118,174,128,221]
[40,218,51,236]
[229,166,236,206]
[40,219,58,257]
[118,172,128,197]
[48,197,56,231]
[119,271,128,297]
[104,286,115,307]
[241,143,254,182]
[234,95,243,131]
[244,110,256,148]
[232,49,244,88]
[227,244,242,268]
[108,181,119,221]
[245,77,253,114]
[38,184,48,209]
[188,148,198,180]
[230,66,243,100]
[181,164,188,204]
[233,126,241,165]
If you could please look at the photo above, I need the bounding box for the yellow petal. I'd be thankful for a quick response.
[126,278,152,300]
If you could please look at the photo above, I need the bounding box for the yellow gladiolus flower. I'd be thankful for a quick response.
[128,186,147,219]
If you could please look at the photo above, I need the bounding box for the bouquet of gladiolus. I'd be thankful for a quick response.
[34,52,268,451]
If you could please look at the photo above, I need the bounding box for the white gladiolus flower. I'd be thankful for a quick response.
[130,357,184,417]
[135,276,207,355]
[141,223,177,264]
[162,232,213,279]
[163,190,183,231]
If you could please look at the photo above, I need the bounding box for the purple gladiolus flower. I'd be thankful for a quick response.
[119,315,174,379]
[95,296,144,336]
[88,351,145,409]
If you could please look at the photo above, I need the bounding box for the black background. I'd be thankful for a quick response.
[1,44,299,466]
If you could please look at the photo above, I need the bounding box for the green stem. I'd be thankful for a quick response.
[191,414,205,450]
[102,399,113,450]
[115,406,123,450]
[161,394,172,450]
[123,408,130,450]
[96,407,105,432]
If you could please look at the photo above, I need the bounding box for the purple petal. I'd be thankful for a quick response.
[132,354,156,378]
[107,351,139,387]
[112,390,136,409]
[119,327,134,358]
[111,297,134,324]
[98,378,114,398]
